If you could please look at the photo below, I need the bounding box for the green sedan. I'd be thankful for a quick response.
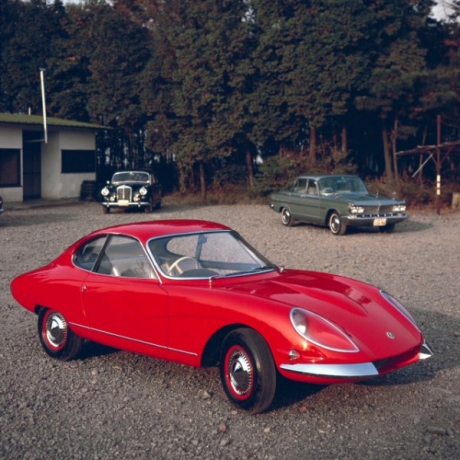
[270,174,408,235]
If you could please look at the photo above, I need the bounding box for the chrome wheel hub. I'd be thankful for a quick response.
[45,312,68,348]
[228,349,253,396]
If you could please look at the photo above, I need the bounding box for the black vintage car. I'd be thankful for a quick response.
[100,171,162,214]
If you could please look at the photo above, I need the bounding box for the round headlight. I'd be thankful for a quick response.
[139,186,148,196]
[101,187,110,197]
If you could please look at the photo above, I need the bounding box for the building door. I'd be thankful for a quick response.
[23,131,42,199]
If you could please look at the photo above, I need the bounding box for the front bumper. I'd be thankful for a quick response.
[280,342,433,379]
[102,200,150,209]
[343,213,408,227]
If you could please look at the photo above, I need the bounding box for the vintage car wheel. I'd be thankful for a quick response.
[220,328,277,414]
[379,223,396,233]
[144,202,153,213]
[281,207,294,227]
[38,309,83,361]
[329,211,347,235]
[102,205,110,214]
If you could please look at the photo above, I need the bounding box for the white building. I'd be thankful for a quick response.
[0,113,104,202]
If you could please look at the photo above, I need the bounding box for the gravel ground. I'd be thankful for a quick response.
[1,200,459,460]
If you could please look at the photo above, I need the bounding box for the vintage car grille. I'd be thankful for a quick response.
[117,185,132,201]
[362,205,396,217]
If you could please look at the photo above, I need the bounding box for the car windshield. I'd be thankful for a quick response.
[112,172,149,184]
[148,230,275,278]
[319,176,368,195]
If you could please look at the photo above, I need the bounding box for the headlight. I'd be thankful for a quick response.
[392,204,406,212]
[101,187,110,197]
[380,290,419,330]
[290,308,359,353]
[348,204,365,214]
[139,186,148,196]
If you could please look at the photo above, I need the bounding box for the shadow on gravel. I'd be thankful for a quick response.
[271,378,327,411]
[80,341,118,359]
[0,213,76,227]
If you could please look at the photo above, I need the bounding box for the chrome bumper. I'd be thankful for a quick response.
[280,342,433,378]
[343,213,408,226]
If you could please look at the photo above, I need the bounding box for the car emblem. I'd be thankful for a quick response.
[386,332,395,339]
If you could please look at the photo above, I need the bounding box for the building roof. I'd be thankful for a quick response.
[0,113,106,130]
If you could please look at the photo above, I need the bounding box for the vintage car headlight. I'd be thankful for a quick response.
[101,187,110,197]
[392,204,406,212]
[290,308,359,353]
[380,290,419,330]
[348,204,365,214]
[139,186,148,196]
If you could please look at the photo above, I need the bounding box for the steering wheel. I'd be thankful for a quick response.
[167,256,200,276]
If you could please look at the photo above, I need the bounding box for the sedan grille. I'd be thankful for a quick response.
[358,205,401,218]
[117,185,132,201]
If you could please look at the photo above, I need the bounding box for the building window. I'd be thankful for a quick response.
[62,150,95,173]
[0,149,20,186]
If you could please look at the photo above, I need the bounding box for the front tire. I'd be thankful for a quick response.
[220,328,277,414]
[281,207,294,227]
[329,211,347,235]
[102,205,110,214]
[38,309,83,361]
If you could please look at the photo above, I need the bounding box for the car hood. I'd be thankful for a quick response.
[329,193,401,205]
[220,270,421,355]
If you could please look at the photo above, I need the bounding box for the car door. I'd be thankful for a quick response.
[301,179,322,223]
[80,235,170,358]
[288,178,309,219]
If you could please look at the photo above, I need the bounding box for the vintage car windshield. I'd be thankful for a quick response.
[148,230,275,278]
[319,176,368,195]
[111,172,150,184]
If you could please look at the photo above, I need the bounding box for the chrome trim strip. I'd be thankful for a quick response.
[280,362,379,378]
[69,322,197,356]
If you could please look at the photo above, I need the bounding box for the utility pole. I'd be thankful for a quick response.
[435,115,441,215]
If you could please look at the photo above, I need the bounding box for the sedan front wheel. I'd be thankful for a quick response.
[220,328,277,414]
[329,211,347,235]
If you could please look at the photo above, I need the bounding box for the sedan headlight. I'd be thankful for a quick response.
[348,204,365,214]
[101,187,110,197]
[380,290,419,330]
[290,308,359,353]
[392,204,406,212]
[139,186,148,196]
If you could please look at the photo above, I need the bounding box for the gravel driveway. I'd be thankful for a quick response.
[1,200,459,459]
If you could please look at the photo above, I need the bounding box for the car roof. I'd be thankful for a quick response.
[295,174,359,180]
[87,219,232,243]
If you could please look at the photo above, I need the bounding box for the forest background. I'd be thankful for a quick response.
[1,0,460,206]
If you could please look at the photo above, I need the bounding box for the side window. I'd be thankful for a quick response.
[307,180,318,195]
[96,235,156,279]
[293,178,307,193]
[74,236,107,271]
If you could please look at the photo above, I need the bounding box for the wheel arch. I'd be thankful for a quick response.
[201,323,266,367]
[325,208,340,226]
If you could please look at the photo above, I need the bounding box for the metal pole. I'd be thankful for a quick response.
[436,114,441,215]
[40,68,48,144]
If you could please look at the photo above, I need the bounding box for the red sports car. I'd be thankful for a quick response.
[10,220,432,414]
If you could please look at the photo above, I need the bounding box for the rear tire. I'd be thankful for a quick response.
[220,328,277,414]
[38,309,83,361]
[281,207,294,227]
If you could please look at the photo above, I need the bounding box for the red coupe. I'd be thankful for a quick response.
[10,220,433,414]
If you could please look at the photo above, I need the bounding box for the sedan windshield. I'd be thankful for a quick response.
[319,176,368,195]
[148,231,275,278]
[112,172,150,184]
